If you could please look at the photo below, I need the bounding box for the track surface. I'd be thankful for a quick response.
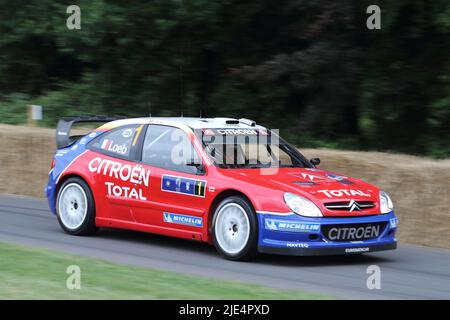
[1,194,449,299]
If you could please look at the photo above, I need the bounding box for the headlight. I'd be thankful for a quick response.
[380,190,394,214]
[283,192,323,217]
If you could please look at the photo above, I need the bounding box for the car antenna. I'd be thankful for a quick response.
[148,102,152,117]
[179,64,183,118]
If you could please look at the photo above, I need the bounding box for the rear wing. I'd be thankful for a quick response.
[56,116,125,149]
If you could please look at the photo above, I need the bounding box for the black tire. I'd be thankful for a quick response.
[56,177,97,236]
[211,196,258,261]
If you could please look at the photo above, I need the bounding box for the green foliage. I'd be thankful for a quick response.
[0,0,448,157]
[0,94,29,125]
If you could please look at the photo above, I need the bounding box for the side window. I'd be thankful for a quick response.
[142,125,202,174]
[90,125,140,159]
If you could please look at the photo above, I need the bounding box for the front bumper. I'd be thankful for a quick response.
[257,211,398,256]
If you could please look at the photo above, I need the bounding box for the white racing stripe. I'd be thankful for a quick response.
[256,210,294,216]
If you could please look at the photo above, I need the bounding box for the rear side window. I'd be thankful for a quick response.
[142,125,201,174]
[89,125,141,159]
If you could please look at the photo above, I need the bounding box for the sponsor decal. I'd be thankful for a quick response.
[286,242,309,248]
[215,128,258,135]
[326,174,354,185]
[88,132,97,138]
[88,157,150,185]
[338,180,354,185]
[56,150,69,157]
[105,181,147,200]
[390,217,398,228]
[293,181,316,186]
[326,173,353,185]
[345,247,370,253]
[326,173,347,181]
[301,173,316,182]
[101,139,112,150]
[327,225,380,241]
[122,128,133,138]
[317,189,371,198]
[163,212,203,227]
[88,157,150,201]
[132,125,143,146]
[290,172,322,182]
[101,139,128,155]
[161,175,206,197]
[264,219,320,233]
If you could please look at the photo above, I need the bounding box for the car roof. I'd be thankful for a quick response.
[103,117,267,131]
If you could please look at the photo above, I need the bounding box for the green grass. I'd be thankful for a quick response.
[0,242,330,299]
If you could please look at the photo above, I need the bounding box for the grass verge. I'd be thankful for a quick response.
[0,242,330,299]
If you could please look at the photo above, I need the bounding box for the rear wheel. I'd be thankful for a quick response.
[56,177,97,235]
[212,196,258,261]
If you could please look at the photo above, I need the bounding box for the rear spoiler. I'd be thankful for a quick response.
[56,116,126,149]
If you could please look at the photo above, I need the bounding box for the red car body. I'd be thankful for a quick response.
[46,117,398,260]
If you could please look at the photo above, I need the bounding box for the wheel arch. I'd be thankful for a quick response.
[206,189,256,236]
[55,173,94,208]
[55,173,98,235]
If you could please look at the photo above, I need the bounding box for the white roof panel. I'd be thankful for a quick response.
[107,117,266,130]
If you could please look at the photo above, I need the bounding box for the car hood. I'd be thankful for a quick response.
[219,167,381,217]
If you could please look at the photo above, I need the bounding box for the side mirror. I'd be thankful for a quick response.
[310,158,321,166]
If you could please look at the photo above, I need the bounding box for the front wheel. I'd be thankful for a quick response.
[56,177,97,236]
[212,196,258,261]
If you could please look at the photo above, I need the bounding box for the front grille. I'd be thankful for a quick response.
[322,222,387,242]
[324,201,375,211]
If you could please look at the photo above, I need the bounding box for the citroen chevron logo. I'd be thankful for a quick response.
[348,200,361,212]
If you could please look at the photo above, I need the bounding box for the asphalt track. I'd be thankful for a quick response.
[1,194,449,299]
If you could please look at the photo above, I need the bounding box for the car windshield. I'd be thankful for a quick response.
[196,128,312,169]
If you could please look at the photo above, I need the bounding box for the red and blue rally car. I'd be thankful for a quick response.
[46,116,398,260]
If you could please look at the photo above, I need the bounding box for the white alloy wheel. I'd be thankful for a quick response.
[214,203,250,255]
[58,183,88,230]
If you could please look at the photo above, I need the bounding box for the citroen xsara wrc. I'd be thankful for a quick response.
[46,116,398,260]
